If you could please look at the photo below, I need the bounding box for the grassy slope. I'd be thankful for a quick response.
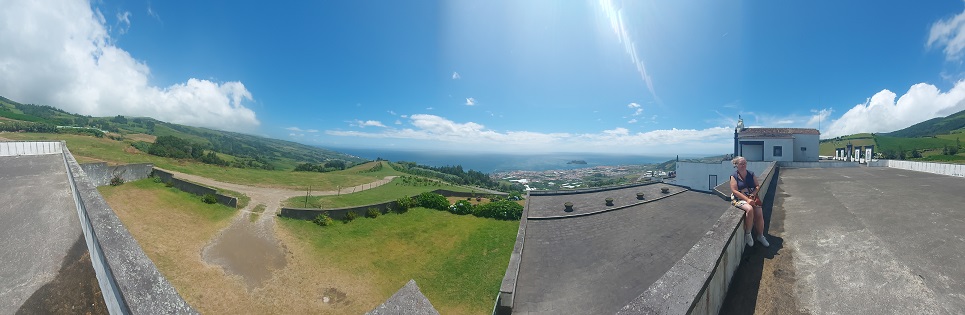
[279,208,518,314]
[284,176,476,208]
[1,132,404,189]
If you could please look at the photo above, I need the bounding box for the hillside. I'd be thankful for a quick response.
[884,108,965,138]
[0,95,364,170]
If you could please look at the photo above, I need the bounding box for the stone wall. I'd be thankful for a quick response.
[80,162,154,187]
[279,189,492,221]
[151,169,238,208]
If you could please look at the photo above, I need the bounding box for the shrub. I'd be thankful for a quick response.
[344,211,358,222]
[313,212,334,226]
[396,197,414,213]
[366,207,380,219]
[416,192,449,211]
[474,200,523,220]
[152,175,162,183]
[449,200,475,215]
[201,193,218,204]
[109,175,124,186]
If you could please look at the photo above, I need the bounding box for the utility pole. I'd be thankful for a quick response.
[305,185,312,208]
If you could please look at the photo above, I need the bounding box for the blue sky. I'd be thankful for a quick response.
[4,0,965,156]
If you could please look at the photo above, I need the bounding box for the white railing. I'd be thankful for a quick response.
[0,141,63,156]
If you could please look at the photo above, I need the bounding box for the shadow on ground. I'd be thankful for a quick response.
[719,174,808,315]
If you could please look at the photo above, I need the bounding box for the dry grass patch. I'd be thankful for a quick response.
[126,133,157,143]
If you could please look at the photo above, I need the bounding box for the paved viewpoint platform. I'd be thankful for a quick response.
[0,154,106,313]
[755,166,965,313]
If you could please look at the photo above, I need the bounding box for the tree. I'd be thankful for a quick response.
[111,115,128,124]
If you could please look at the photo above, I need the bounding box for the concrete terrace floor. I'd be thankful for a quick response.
[723,166,965,314]
[514,184,727,314]
[0,154,106,314]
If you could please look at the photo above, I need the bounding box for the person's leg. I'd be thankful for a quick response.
[754,205,769,247]
[754,205,765,235]
[740,203,754,246]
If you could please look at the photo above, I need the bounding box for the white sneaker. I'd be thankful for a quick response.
[745,233,754,247]
[757,235,770,247]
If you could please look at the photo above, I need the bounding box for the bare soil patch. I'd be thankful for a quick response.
[126,133,157,143]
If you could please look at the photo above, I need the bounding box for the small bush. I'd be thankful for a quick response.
[109,175,124,186]
[152,176,162,183]
[366,207,380,219]
[474,200,523,220]
[344,211,358,222]
[165,181,174,188]
[201,193,218,204]
[396,197,414,213]
[417,192,449,211]
[313,212,334,226]
[449,200,474,215]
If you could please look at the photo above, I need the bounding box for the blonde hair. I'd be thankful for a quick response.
[731,156,746,167]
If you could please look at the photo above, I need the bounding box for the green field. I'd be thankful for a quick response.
[279,208,518,314]
[98,178,237,225]
[0,133,404,189]
[284,176,477,208]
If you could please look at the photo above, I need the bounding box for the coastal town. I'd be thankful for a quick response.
[493,164,671,191]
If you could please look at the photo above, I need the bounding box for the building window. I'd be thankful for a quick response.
[773,146,783,157]
[801,147,807,151]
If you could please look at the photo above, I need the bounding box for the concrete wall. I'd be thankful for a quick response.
[495,191,532,315]
[152,169,238,208]
[618,162,779,315]
[62,143,197,314]
[279,189,486,221]
[675,161,769,192]
[0,141,62,156]
[870,160,965,177]
[778,161,859,168]
[80,162,154,187]
[765,139,795,162]
[793,134,820,162]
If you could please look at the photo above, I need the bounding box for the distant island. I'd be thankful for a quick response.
[566,160,587,165]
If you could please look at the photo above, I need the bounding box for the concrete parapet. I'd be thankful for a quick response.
[875,159,965,177]
[0,141,62,156]
[151,169,238,208]
[80,162,153,187]
[494,192,531,315]
[62,144,196,314]
[619,163,778,314]
[778,161,858,168]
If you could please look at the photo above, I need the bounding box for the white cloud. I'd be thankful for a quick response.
[352,119,386,128]
[147,5,160,21]
[598,0,659,102]
[0,0,260,132]
[806,108,833,130]
[628,119,638,124]
[465,97,476,106]
[115,11,131,34]
[395,119,402,125]
[326,114,732,154]
[401,114,409,118]
[285,127,318,132]
[824,81,965,138]
[628,102,641,108]
[774,120,794,125]
[928,5,965,61]
[388,110,396,115]
[452,72,461,79]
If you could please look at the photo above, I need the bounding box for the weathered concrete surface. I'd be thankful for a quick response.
[725,166,965,314]
[0,154,105,314]
[366,280,439,315]
[512,188,726,314]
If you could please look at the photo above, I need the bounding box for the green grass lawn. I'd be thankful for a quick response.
[98,178,236,225]
[278,208,518,314]
[1,133,405,189]
[283,177,476,208]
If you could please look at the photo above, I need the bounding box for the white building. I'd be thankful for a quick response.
[733,117,820,162]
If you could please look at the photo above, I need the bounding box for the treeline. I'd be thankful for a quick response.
[389,161,523,193]
[294,160,350,172]
[0,120,104,137]
[144,135,274,170]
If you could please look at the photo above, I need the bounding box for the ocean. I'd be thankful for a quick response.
[332,147,673,173]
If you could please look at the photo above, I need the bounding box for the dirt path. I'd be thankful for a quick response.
[154,168,397,289]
